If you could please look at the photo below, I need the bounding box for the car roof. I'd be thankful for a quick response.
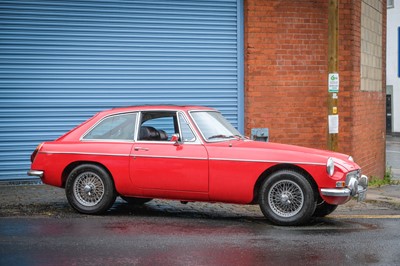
[101,105,216,115]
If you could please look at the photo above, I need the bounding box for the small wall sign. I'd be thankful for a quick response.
[328,73,339,93]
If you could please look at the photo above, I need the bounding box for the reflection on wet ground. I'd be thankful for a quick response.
[0,191,400,265]
[2,198,400,266]
[1,214,398,266]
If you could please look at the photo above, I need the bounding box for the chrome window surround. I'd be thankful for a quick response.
[135,110,202,145]
[81,111,138,142]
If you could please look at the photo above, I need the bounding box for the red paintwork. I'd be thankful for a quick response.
[30,105,361,206]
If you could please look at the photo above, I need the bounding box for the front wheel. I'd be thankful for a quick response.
[259,170,316,226]
[313,201,338,217]
[65,164,116,214]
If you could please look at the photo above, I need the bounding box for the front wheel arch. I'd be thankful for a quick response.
[253,164,319,204]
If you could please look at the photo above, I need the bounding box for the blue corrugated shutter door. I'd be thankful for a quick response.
[0,0,243,180]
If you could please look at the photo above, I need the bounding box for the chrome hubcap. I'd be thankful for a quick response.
[73,172,104,207]
[84,185,92,194]
[268,180,304,217]
[280,193,290,204]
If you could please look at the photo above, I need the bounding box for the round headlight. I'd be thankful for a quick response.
[326,157,335,176]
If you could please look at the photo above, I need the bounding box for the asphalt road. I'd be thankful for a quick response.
[1,199,400,266]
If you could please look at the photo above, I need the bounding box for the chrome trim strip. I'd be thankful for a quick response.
[80,139,135,143]
[40,151,130,157]
[40,151,206,160]
[133,155,207,161]
[133,140,200,145]
[27,170,44,178]
[40,151,326,166]
[40,151,325,165]
[209,157,325,165]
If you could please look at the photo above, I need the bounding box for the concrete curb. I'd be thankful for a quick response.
[365,185,400,210]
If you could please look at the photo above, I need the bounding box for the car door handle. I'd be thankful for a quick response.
[134,147,149,151]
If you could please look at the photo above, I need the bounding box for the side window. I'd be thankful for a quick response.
[83,113,137,140]
[178,113,196,142]
[139,111,176,141]
[142,116,175,138]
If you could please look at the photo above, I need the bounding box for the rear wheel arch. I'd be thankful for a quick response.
[62,161,113,188]
[253,164,319,203]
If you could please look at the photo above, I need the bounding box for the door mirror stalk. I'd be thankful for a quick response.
[171,134,181,146]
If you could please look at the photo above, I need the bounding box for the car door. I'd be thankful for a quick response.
[131,111,209,198]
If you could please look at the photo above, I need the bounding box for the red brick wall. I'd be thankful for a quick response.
[244,0,328,149]
[339,0,386,177]
[244,0,386,177]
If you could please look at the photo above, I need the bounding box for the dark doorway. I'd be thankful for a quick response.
[386,94,392,134]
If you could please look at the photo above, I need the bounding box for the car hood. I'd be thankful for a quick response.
[214,139,360,172]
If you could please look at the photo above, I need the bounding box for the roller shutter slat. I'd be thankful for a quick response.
[0,0,243,180]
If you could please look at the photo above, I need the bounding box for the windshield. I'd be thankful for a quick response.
[190,111,243,142]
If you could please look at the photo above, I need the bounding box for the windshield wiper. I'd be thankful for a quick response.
[232,134,244,140]
[208,134,243,140]
[208,134,231,140]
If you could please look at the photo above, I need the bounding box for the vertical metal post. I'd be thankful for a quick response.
[328,0,339,151]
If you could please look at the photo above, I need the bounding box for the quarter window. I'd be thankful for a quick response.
[178,113,196,142]
[83,113,137,140]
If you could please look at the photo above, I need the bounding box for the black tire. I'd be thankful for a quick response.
[259,170,316,226]
[121,196,152,205]
[65,164,116,214]
[313,201,338,217]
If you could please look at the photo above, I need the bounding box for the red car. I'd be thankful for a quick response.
[28,105,368,225]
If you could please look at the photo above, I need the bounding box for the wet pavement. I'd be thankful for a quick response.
[1,216,398,265]
[6,217,400,264]
[1,182,400,265]
[1,198,400,266]
[0,136,399,265]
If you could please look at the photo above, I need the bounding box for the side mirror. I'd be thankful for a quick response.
[171,134,181,145]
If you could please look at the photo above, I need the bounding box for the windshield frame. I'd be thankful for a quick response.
[189,110,243,143]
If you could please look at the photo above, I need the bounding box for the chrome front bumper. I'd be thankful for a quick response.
[321,174,368,201]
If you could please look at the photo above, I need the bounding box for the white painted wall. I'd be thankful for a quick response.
[387,0,400,133]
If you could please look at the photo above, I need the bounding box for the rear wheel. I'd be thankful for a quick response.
[65,164,116,214]
[259,170,316,226]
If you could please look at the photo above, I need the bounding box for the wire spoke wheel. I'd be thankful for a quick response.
[73,172,105,207]
[259,170,316,226]
[268,180,304,217]
[66,164,116,214]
